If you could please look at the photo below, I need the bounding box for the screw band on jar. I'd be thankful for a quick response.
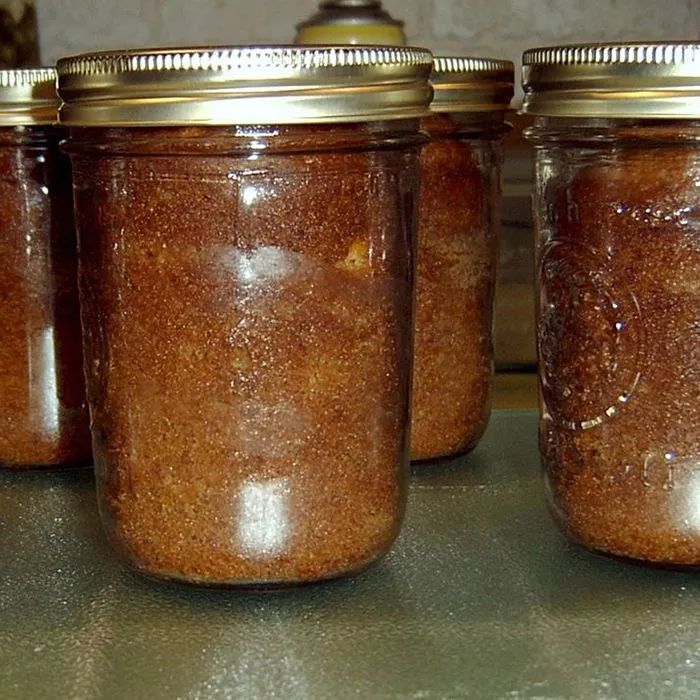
[56,45,433,126]
[0,68,58,125]
[522,41,700,119]
[430,56,514,114]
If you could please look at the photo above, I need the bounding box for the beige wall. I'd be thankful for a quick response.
[38,0,699,70]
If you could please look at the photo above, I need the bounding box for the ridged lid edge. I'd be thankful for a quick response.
[57,45,434,126]
[0,68,58,126]
[57,45,429,77]
[433,56,514,76]
[431,56,514,114]
[522,42,700,119]
[523,42,700,68]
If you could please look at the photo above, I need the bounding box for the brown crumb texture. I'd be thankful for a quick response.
[537,135,700,566]
[70,124,418,584]
[410,115,501,460]
[0,126,91,469]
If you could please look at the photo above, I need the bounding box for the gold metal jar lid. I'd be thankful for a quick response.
[430,56,514,113]
[56,45,433,127]
[522,42,700,119]
[0,68,57,126]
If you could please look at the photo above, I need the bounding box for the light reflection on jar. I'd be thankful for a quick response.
[236,478,291,558]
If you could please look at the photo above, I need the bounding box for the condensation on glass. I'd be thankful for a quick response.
[57,46,432,586]
[0,68,91,469]
[411,57,514,461]
[524,42,700,567]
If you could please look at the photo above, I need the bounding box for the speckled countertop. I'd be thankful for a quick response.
[2,410,699,700]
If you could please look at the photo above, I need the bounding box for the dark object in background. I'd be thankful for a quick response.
[0,1,38,68]
[495,112,536,371]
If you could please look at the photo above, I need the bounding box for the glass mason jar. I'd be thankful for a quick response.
[524,42,700,566]
[57,46,432,586]
[410,58,513,461]
[0,69,91,469]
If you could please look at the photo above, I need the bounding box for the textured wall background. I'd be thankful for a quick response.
[38,0,699,74]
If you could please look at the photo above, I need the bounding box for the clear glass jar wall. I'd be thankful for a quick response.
[0,125,92,468]
[529,117,700,566]
[67,122,421,585]
[410,114,504,461]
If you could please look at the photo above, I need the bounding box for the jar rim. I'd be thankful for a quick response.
[0,68,58,126]
[56,45,433,127]
[522,41,700,119]
[430,56,514,114]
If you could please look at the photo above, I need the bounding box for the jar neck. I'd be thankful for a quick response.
[525,116,700,146]
[420,112,510,140]
[63,120,426,156]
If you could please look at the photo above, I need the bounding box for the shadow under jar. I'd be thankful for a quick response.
[0,68,91,469]
[523,42,700,567]
[57,45,432,586]
[410,57,514,461]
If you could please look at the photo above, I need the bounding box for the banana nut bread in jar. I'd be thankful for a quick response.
[0,68,91,469]
[410,58,513,461]
[524,42,700,566]
[57,45,432,586]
